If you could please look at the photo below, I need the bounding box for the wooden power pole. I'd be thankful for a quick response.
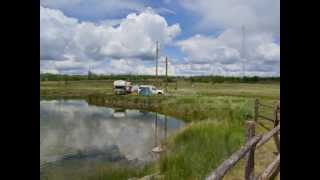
[241,25,246,78]
[165,56,168,92]
[155,41,159,86]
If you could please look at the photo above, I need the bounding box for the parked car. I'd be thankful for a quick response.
[138,86,153,96]
[138,85,164,95]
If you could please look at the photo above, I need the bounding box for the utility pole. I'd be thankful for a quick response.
[175,77,178,90]
[165,56,168,92]
[88,65,91,80]
[241,25,246,78]
[155,41,159,86]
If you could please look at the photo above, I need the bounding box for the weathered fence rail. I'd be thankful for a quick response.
[255,99,280,123]
[255,155,280,180]
[205,135,262,180]
[205,99,280,180]
[258,103,274,109]
[256,125,280,149]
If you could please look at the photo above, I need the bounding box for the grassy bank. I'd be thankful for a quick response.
[159,120,244,179]
[40,80,279,180]
[40,80,279,99]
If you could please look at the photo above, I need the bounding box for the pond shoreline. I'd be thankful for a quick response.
[40,82,279,179]
[40,99,187,180]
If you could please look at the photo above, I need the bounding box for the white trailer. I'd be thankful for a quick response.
[113,80,132,95]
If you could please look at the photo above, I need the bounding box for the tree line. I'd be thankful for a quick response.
[40,73,279,83]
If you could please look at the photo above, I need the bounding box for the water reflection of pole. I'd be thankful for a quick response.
[164,115,167,141]
[154,112,158,148]
[163,115,168,159]
[59,98,62,113]
[152,113,167,159]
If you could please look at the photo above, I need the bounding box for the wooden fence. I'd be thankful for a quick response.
[205,99,280,180]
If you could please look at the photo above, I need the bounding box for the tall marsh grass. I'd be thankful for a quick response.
[157,100,251,180]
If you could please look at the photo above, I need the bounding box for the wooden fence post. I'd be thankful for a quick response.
[273,104,280,153]
[274,104,279,123]
[245,121,256,180]
[205,135,262,180]
[254,99,259,122]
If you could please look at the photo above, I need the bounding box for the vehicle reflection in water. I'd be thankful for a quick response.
[112,108,126,118]
[40,99,185,171]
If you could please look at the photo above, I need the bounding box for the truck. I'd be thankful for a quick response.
[113,80,132,95]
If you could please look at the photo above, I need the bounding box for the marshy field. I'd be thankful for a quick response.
[40,79,280,180]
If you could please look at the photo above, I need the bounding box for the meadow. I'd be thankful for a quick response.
[40,79,280,180]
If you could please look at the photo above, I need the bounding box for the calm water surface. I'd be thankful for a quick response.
[40,99,185,174]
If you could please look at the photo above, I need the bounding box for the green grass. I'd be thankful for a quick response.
[40,80,280,180]
[85,95,256,123]
[41,80,279,100]
[159,120,245,180]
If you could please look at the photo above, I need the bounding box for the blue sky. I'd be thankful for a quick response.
[40,0,280,76]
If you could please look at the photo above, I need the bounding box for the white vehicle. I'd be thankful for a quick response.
[131,85,139,93]
[113,80,132,95]
[138,85,164,95]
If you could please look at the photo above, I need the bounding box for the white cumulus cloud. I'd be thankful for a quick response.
[40,6,181,74]
[40,0,145,20]
[179,0,279,35]
[174,0,280,76]
[176,29,280,76]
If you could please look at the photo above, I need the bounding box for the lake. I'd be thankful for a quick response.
[40,99,185,179]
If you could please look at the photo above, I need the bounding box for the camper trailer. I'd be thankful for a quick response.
[113,80,132,95]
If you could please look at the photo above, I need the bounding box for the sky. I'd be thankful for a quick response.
[40,0,280,76]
